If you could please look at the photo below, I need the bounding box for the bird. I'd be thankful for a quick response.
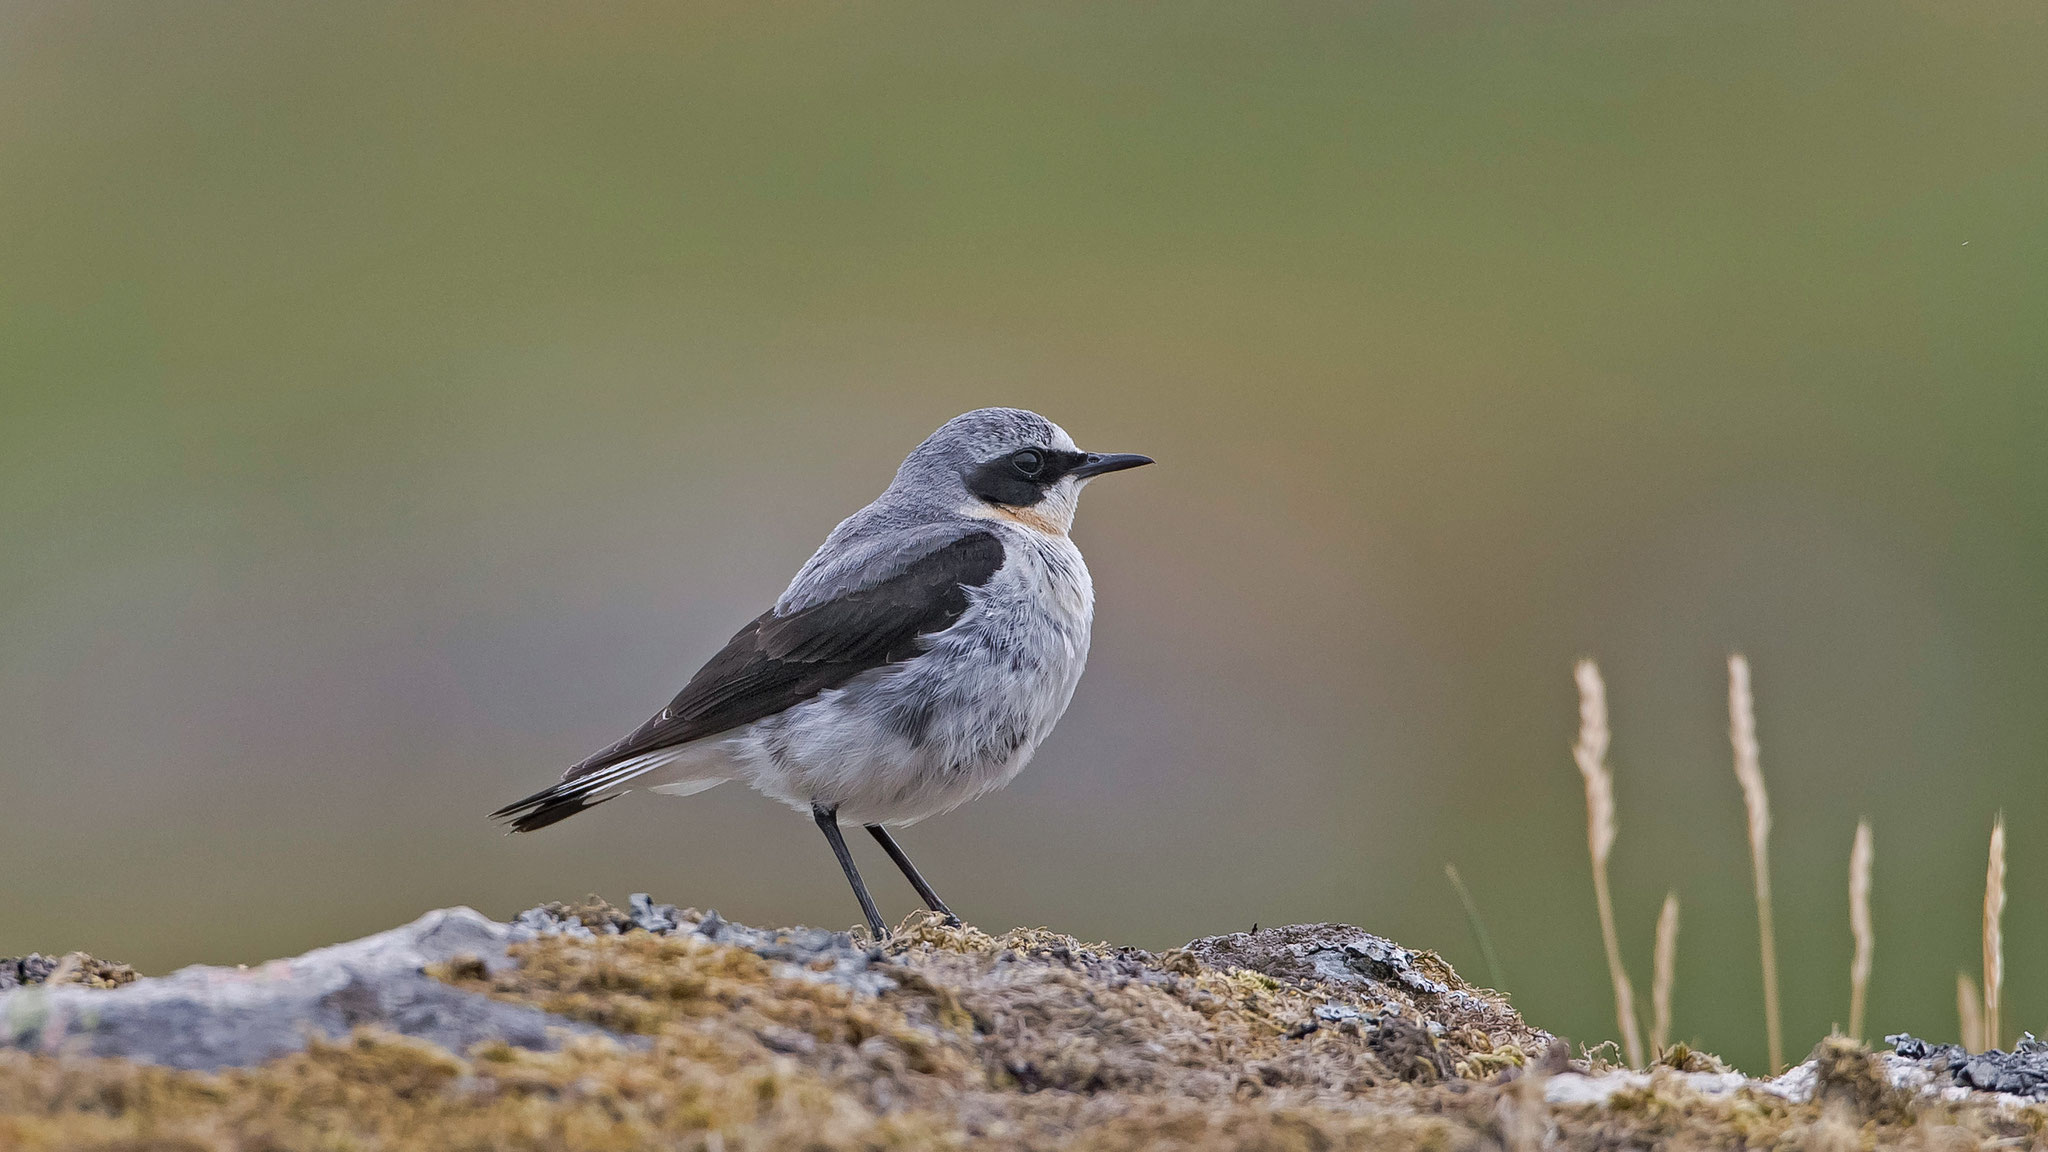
[490,408,1152,939]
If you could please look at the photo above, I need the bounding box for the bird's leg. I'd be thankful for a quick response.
[865,824,961,927]
[813,804,889,940]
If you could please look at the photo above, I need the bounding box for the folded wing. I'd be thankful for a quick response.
[490,529,1006,831]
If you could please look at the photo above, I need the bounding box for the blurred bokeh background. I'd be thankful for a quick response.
[4,0,2045,1072]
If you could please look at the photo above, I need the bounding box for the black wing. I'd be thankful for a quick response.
[490,530,1006,832]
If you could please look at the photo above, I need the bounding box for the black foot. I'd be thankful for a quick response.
[866,824,960,926]
[814,804,889,939]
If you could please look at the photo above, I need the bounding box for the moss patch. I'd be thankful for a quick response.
[4,906,2046,1150]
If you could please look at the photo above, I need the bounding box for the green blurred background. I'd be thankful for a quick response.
[4,0,2045,1073]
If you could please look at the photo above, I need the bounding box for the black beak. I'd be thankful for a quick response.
[1069,452,1154,480]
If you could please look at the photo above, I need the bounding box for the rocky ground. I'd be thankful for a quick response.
[2,898,2043,1150]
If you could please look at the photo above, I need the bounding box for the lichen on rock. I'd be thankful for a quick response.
[1,953,136,992]
[4,898,2047,1150]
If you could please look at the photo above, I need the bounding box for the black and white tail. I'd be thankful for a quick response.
[489,747,688,833]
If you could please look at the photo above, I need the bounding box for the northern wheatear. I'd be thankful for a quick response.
[492,408,1151,938]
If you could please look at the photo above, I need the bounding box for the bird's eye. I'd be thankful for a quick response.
[1011,449,1044,477]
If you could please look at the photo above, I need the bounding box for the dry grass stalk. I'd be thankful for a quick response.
[1651,891,1679,1056]
[1727,654,1783,1073]
[1573,658,1643,1067]
[1959,972,1986,1053]
[1847,819,1874,1043]
[1444,863,1506,991]
[1984,813,2006,1052]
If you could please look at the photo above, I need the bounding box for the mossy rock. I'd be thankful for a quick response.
[3,900,2043,1150]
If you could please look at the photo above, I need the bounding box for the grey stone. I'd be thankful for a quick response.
[1314,1002,1370,1025]
[628,893,678,934]
[0,907,610,1071]
[1890,1032,2048,1099]
[0,899,902,1072]
[1,954,59,992]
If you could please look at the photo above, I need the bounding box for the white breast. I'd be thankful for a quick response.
[731,526,1095,825]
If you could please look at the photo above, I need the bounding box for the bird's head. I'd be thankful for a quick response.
[891,408,1152,535]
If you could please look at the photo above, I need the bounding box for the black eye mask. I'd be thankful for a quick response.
[964,449,1153,506]
[964,447,1083,506]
